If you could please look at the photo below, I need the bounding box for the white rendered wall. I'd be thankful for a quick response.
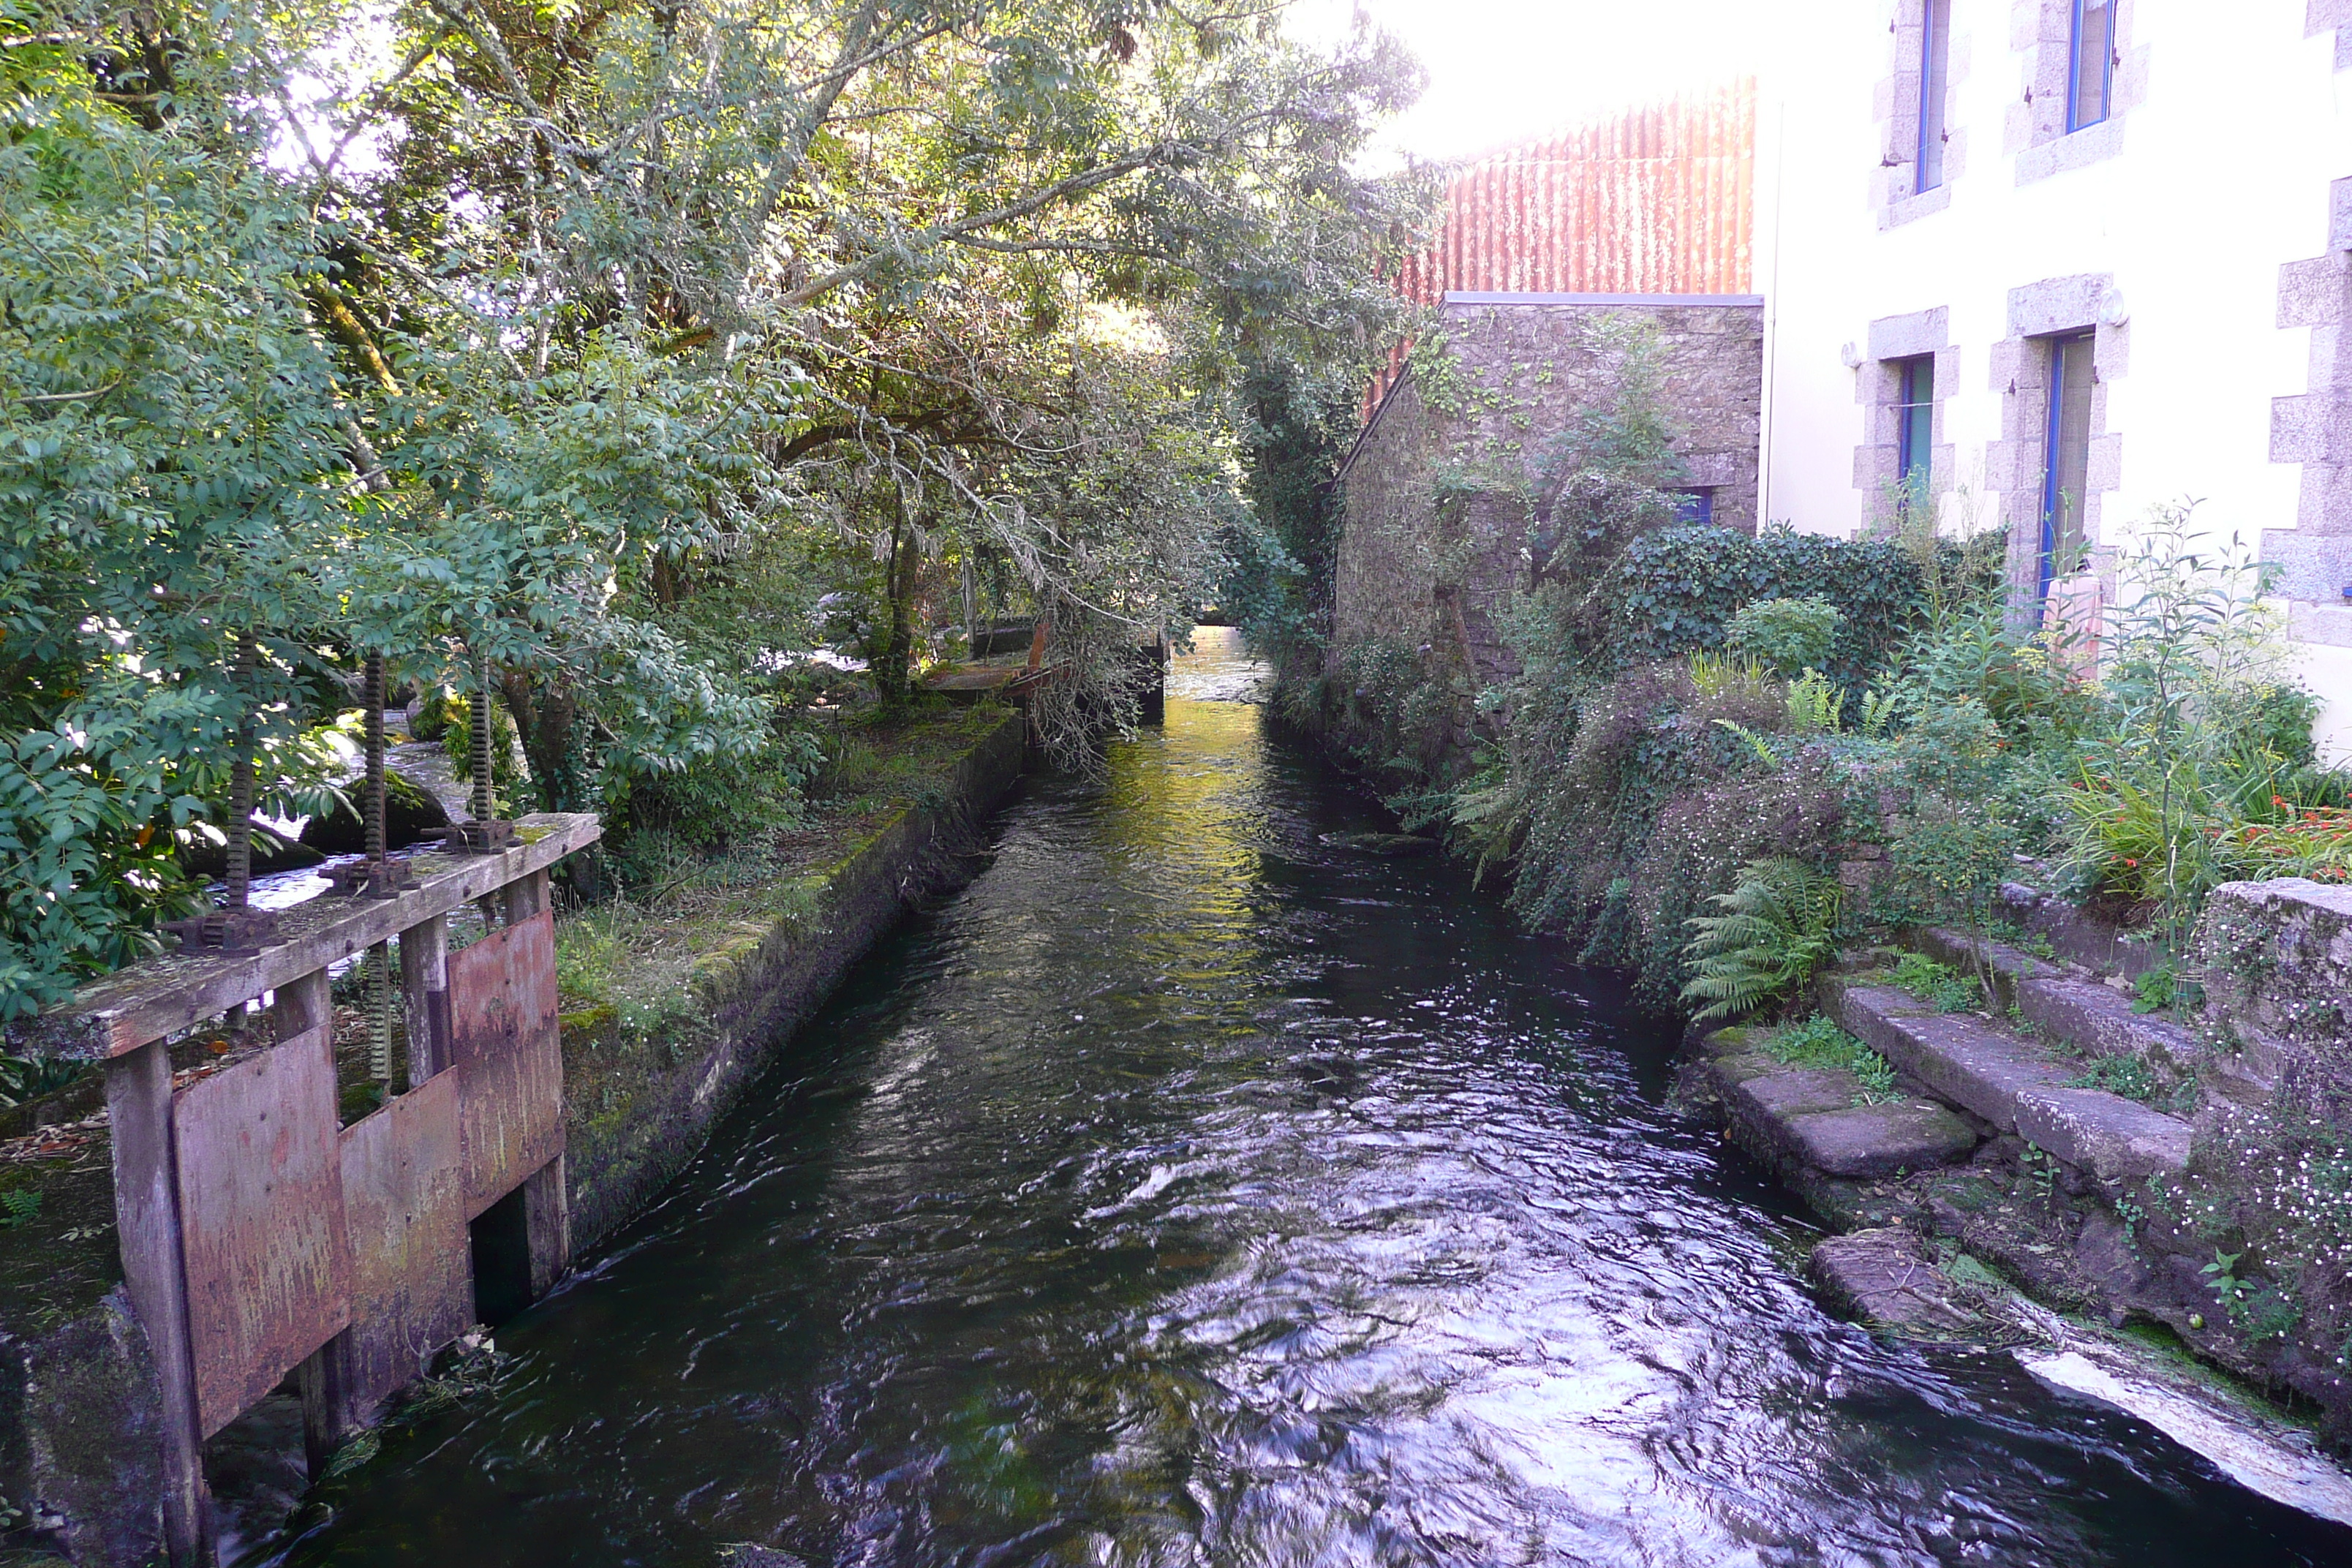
[1752,1,2351,755]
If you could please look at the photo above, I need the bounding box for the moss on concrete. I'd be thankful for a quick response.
[557,705,1027,1251]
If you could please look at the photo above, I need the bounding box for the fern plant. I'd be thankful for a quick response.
[1680,857,1848,1022]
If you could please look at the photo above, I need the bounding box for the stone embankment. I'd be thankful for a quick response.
[1684,878,2352,1486]
[559,707,1026,1250]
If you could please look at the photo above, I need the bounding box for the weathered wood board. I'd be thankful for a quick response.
[173,1025,353,1436]
[13,813,600,1061]
[449,911,563,1219]
[337,1066,471,1411]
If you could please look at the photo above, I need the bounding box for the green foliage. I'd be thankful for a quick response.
[1783,669,1846,735]
[437,692,525,801]
[1767,1017,1898,1103]
[410,688,456,745]
[2132,965,2176,1014]
[1526,320,1689,586]
[0,1053,86,1107]
[1,0,1429,1008]
[0,1189,39,1229]
[1882,696,2026,941]
[1891,952,1977,1012]
[1680,858,1847,1024]
[1725,598,1845,678]
[2047,508,2346,946]
[1594,526,1941,691]
[2065,1053,2166,1106]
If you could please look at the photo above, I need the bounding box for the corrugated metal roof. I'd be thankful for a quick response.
[1366,80,1757,419]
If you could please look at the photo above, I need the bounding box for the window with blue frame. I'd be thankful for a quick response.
[1895,355,1934,516]
[1671,488,1715,527]
[2068,0,2113,132]
[2040,332,2096,598]
[1916,0,1951,191]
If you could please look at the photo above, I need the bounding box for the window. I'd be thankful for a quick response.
[2040,333,2095,597]
[1916,0,1951,191]
[1895,355,1935,513]
[1671,488,1715,527]
[2068,0,2114,132]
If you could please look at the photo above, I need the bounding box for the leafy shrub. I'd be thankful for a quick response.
[2065,1053,2166,1105]
[1891,952,1976,1012]
[1725,597,1844,678]
[1783,669,1845,734]
[0,1055,86,1108]
[1680,858,1847,1022]
[1768,1016,1898,1102]
[2222,804,2352,883]
[1596,525,1942,691]
[410,687,456,744]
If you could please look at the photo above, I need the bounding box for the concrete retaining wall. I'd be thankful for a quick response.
[562,711,1027,1251]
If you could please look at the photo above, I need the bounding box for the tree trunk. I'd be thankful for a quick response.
[500,670,587,814]
[876,496,918,705]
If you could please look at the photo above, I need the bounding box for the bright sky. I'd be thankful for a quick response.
[1286,0,1772,167]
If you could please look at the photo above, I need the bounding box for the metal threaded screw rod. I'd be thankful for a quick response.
[225,635,257,911]
[364,654,388,873]
[470,654,494,826]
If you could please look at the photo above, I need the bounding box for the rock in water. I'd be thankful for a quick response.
[2019,1343,2352,1527]
[1319,832,1440,856]
[1809,1227,1980,1335]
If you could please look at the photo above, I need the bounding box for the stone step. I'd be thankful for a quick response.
[1822,977,2193,1189]
[2013,973,2209,1079]
[1902,926,2210,1082]
[1701,1030,1977,1180]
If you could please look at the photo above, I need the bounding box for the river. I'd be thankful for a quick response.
[269,629,2352,1567]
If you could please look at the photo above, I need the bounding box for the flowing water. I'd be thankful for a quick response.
[271,630,2352,1567]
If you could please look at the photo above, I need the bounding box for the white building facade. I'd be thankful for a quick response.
[1753,1,2352,754]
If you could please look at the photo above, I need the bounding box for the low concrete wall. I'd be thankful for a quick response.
[561,709,1027,1251]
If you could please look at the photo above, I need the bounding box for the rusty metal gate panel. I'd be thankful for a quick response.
[448,909,562,1218]
[337,1066,470,1411]
[172,1024,353,1436]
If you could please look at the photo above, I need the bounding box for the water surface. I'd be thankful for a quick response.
[274,630,2351,1567]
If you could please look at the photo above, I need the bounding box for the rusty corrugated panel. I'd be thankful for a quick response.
[1364,80,1757,420]
[449,910,563,1218]
[173,1024,353,1436]
[339,1066,470,1411]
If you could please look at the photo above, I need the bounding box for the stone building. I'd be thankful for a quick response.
[1333,86,1765,712]
[1334,295,1765,690]
[1757,1,2351,754]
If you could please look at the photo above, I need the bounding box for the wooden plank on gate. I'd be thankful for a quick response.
[173,1024,352,1436]
[448,910,562,1218]
[337,1066,471,1411]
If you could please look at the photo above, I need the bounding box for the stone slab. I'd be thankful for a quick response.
[2016,976,2207,1079]
[1715,1052,1977,1179]
[1827,983,2068,1131]
[1784,1103,1978,1179]
[1810,1227,1979,1335]
[2012,1085,2193,1186]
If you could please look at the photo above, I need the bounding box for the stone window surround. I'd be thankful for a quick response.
[1985,274,2126,610]
[1853,307,1958,534]
[2313,0,2352,72]
[2008,0,2147,186]
[2266,174,2352,651]
[1874,0,1969,229]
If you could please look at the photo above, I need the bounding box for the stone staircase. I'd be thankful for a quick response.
[1825,974,2193,1189]
[1698,923,2201,1199]
[1686,884,2352,1501]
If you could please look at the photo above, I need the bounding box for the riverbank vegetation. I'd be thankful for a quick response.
[0,0,1433,1019]
[1289,330,2349,1017]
